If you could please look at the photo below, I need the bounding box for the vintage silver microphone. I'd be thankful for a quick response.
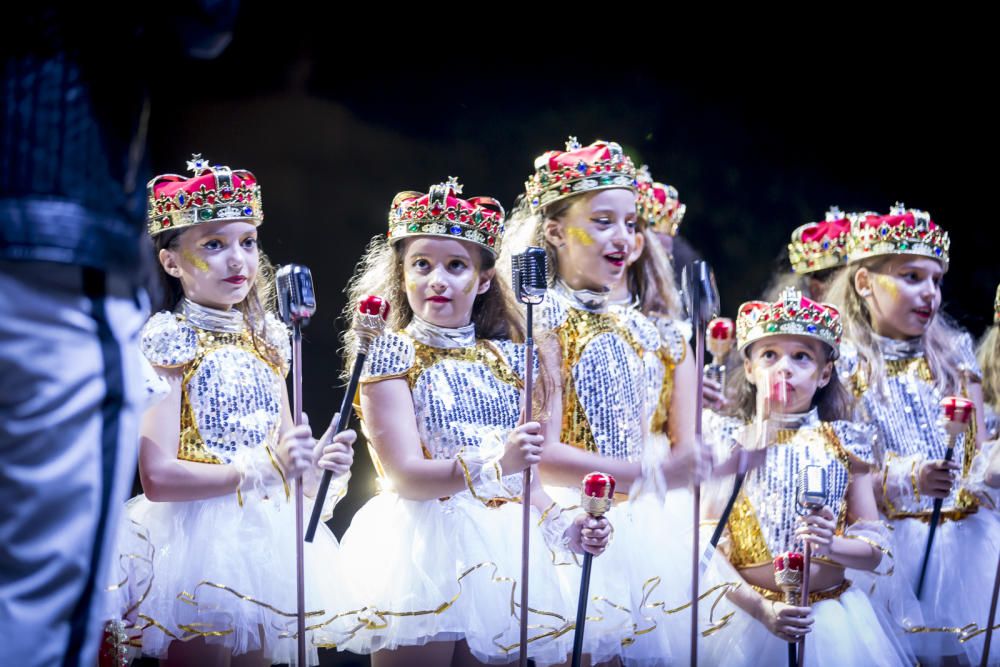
[796,464,828,667]
[680,260,720,667]
[275,264,317,667]
[511,246,547,667]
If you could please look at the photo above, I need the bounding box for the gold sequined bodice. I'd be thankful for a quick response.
[726,422,855,569]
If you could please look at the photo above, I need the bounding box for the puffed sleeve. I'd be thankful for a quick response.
[360,331,415,383]
[534,291,569,333]
[140,312,198,368]
[830,420,877,469]
[261,312,292,376]
[653,316,689,366]
[835,339,869,401]
[956,331,983,383]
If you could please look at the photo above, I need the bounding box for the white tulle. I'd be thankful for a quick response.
[106,488,352,667]
[336,489,586,666]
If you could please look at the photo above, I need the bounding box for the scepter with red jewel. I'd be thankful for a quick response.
[304,295,389,542]
[915,395,975,598]
[774,551,805,667]
[570,472,616,667]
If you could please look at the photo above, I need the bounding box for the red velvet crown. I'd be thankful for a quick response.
[737,287,842,358]
[847,203,950,268]
[636,165,686,236]
[146,154,262,236]
[387,177,505,255]
[787,207,851,275]
[525,137,637,212]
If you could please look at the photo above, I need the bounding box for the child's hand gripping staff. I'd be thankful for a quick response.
[772,552,810,667]
[570,472,616,667]
[916,395,975,598]
[794,465,829,667]
[305,295,389,542]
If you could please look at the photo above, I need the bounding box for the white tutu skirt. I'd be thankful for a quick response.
[106,490,350,667]
[546,485,694,667]
[336,490,581,666]
[701,582,908,667]
[892,510,1000,666]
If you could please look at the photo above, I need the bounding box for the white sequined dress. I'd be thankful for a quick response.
[336,317,579,665]
[839,333,1000,665]
[700,409,909,666]
[539,282,694,666]
[107,300,351,666]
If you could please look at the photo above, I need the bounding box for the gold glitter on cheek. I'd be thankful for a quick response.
[181,249,209,273]
[874,274,899,299]
[462,272,478,295]
[567,226,595,246]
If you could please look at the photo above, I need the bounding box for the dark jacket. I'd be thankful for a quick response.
[0,5,236,276]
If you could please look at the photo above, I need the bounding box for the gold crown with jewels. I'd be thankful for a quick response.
[387,177,505,255]
[524,137,637,213]
[737,287,843,358]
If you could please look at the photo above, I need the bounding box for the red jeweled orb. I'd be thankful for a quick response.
[359,295,389,319]
[582,472,616,499]
[708,317,735,340]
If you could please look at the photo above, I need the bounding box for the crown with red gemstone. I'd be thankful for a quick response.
[387,177,505,255]
[787,206,851,274]
[635,165,686,236]
[146,154,262,236]
[847,203,950,268]
[525,137,637,212]
[737,286,843,358]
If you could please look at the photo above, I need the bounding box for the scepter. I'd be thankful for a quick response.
[774,551,804,667]
[680,260,720,667]
[916,395,974,598]
[276,264,318,667]
[304,295,389,542]
[512,246,547,667]
[570,472,616,667]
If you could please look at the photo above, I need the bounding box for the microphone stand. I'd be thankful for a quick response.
[290,320,307,667]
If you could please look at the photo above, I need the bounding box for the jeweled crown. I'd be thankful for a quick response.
[787,207,851,275]
[147,154,262,236]
[387,178,505,255]
[636,165,686,236]
[737,287,843,358]
[525,137,637,213]
[847,203,950,268]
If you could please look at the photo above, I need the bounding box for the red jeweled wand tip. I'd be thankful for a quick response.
[358,295,390,319]
[708,317,735,341]
[581,472,616,517]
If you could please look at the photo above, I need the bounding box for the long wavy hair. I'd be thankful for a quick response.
[824,256,966,396]
[343,234,553,415]
[978,324,1000,411]
[152,226,277,356]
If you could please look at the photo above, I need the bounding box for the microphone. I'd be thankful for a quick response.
[796,465,828,514]
[275,263,317,666]
[512,246,547,305]
[511,246,547,667]
[794,465,827,667]
[276,264,317,327]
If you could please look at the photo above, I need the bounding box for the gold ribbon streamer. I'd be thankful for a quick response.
[906,623,1000,644]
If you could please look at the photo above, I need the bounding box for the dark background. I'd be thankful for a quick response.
[139,10,996,665]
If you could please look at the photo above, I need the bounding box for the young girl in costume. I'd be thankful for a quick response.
[109,157,357,666]
[700,287,908,666]
[826,204,1000,665]
[336,179,611,667]
[504,139,706,665]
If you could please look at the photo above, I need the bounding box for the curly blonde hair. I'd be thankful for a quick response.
[978,325,1000,411]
